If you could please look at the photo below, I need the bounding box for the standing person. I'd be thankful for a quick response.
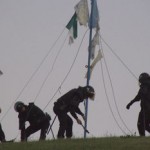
[53,85,95,139]
[0,107,6,143]
[126,72,150,136]
[14,102,51,141]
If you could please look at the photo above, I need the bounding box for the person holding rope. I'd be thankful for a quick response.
[0,107,6,143]
[53,85,95,139]
[14,101,51,141]
[126,72,150,136]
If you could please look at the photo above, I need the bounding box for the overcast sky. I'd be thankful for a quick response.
[0,0,150,141]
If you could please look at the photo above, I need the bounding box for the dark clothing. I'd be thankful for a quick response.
[53,87,86,138]
[18,103,50,141]
[127,79,150,136]
[137,111,150,136]
[0,123,5,142]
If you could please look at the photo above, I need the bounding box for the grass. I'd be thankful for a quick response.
[0,136,150,150]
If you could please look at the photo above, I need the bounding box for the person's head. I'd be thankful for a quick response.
[139,72,150,84]
[83,85,95,100]
[14,101,26,113]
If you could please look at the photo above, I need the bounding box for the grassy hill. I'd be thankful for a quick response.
[1,137,150,150]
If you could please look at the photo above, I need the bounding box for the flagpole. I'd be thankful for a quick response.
[84,0,94,139]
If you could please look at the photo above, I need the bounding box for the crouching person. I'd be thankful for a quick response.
[14,101,51,141]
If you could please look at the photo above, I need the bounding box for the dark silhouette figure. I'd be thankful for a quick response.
[126,73,150,136]
[0,108,6,142]
[53,85,95,138]
[14,102,51,141]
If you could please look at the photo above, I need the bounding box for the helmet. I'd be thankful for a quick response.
[84,85,95,100]
[14,101,25,112]
[139,72,150,83]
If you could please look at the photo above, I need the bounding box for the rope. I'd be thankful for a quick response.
[7,28,88,141]
[101,36,138,81]
[0,29,67,143]
[100,37,133,135]
[100,51,128,135]
[32,32,69,103]
[43,29,89,110]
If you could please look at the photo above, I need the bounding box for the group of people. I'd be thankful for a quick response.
[0,85,95,142]
[1,71,150,142]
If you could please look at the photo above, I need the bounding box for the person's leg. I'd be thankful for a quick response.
[40,120,50,140]
[144,115,150,133]
[57,113,68,138]
[0,123,6,142]
[25,125,40,140]
[65,115,73,138]
[137,111,145,136]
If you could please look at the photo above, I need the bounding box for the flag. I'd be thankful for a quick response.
[0,70,3,75]
[88,0,99,29]
[66,13,78,44]
[85,50,103,79]
[74,0,89,26]
[90,30,99,59]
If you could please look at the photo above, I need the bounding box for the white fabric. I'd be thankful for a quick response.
[74,0,89,26]
[68,27,74,45]
[85,50,103,79]
[91,31,99,59]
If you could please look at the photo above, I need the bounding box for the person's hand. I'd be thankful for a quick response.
[76,118,82,125]
[126,103,131,109]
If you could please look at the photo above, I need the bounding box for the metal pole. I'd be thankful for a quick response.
[84,0,94,138]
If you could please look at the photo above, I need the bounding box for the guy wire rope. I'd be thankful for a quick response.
[14,33,70,140]
[100,36,133,135]
[0,28,66,123]
[101,36,138,81]
[10,28,88,141]
[32,32,69,104]
[100,36,139,134]
[43,29,89,111]
[100,49,128,135]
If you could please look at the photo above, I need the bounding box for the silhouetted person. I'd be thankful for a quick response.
[126,72,150,136]
[14,102,51,141]
[0,108,6,142]
[53,85,95,138]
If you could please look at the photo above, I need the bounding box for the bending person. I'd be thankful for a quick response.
[53,85,95,139]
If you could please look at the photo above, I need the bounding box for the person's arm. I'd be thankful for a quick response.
[19,115,26,141]
[69,94,84,117]
[69,109,83,125]
[20,126,26,141]
[126,91,141,109]
[69,99,85,125]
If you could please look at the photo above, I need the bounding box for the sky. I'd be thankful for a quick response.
[0,0,150,141]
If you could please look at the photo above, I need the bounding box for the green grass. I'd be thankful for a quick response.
[1,137,150,150]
